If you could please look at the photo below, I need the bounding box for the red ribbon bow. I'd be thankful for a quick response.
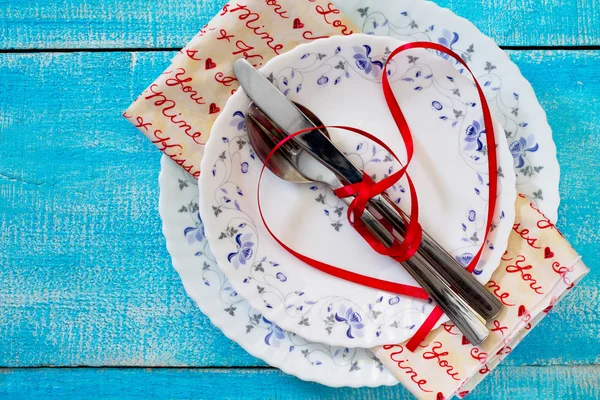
[257,42,498,351]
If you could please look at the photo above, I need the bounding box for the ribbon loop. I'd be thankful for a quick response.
[333,172,374,225]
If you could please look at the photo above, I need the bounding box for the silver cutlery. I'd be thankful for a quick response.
[234,60,501,343]
[246,100,501,321]
[234,59,501,318]
[234,60,502,321]
[244,100,489,345]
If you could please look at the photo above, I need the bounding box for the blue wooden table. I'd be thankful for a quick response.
[0,1,598,398]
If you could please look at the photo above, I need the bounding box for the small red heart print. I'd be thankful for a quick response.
[436,392,445,400]
[458,391,470,398]
[543,305,553,313]
[461,335,470,346]
[544,247,554,259]
[209,103,220,114]
[293,18,305,29]
[205,58,217,70]
[518,305,526,317]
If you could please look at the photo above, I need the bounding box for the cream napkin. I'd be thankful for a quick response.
[372,195,588,399]
[124,1,588,398]
[124,0,358,178]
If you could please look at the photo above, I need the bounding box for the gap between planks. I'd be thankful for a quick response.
[0,45,600,54]
[0,366,277,370]
[1,364,598,369]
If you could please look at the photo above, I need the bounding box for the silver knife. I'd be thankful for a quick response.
[233,59,502,319]
[234,59,492,345]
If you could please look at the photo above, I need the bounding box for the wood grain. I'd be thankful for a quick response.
[0,0,598,49]
[1,366,599,399]
[0,50,598,373]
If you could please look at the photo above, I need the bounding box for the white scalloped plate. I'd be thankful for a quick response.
[157,0,561,385]
[198,34,516,347]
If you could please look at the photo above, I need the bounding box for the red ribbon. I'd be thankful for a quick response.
[256,42,498,351]
[257,126,429,300]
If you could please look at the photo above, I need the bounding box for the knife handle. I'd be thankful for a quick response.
[345,199,489,345]
[367,194,503,321]
[402,251,490,345]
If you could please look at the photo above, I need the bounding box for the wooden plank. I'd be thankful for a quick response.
[0,50,263,368]
[0,366,599,399]
[0,0,598,50]
[0,50,598,368]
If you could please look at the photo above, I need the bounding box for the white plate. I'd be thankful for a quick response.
[199,34,516,347]
[160,156,399,387]
[335,0,560,221]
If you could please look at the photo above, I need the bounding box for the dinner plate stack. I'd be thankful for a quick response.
[159,0,561,388]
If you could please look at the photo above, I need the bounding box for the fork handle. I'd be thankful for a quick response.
[341,198,490,346]
[367,194,503,321]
